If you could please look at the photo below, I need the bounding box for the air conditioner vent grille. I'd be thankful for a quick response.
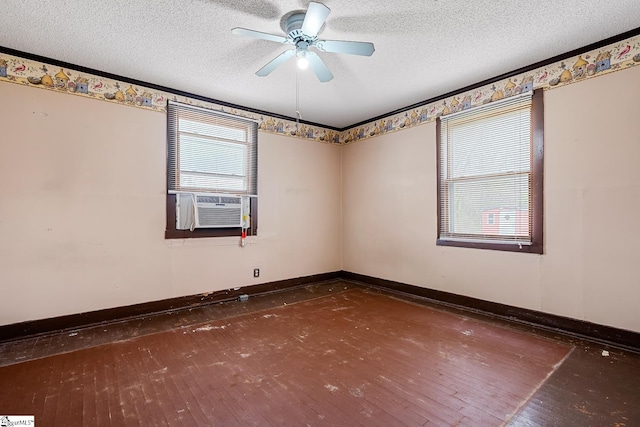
[197,207,242,227]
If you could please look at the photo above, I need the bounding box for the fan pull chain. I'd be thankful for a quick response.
[295,68,301,133]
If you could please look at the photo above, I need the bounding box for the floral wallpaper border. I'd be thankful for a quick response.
[0,32,638,145]
[0,56,341,145]
[344,34,640,144]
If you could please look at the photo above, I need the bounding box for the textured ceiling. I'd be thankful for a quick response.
[2,0,640,128]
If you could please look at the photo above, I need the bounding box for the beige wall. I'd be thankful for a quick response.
[342,65,640,333]
[2,64,639,334]
[0,83,342,325]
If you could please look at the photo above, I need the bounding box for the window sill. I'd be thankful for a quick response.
[436,238,543,254]
[165,228,253,239]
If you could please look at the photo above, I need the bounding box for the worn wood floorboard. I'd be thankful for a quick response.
[507,344,640,426]
[0,288,575,426]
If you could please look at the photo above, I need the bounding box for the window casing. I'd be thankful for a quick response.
[436,89,543,253]
[165,102,258,239]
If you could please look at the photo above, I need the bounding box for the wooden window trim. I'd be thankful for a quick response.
[436,89,544,254]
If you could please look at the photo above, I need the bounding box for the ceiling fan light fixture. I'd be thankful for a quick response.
[296,47,309,70]
[297,56,309,70]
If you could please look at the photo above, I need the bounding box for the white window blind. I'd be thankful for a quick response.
[439,93,533,244]
[167,102,258,196]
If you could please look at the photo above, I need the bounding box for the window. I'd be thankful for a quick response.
[165,101,258,239]
[436,89,543,253]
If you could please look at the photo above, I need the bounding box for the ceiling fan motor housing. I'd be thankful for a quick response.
[283,12,306,34]
[283,12,317,45]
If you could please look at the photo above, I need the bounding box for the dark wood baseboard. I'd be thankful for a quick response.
[341,271,640,353]
[3,270,638,352]
[0,271,341,343]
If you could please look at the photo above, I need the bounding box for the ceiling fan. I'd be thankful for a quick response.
[231,2,375,82]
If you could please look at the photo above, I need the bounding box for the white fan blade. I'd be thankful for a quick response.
[256,49,296,76]
[315,40,375,56]
[301,2,331,38]
[306,51,333,82]
[232,27,288,44]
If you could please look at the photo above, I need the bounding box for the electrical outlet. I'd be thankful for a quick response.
[253,268,260,278]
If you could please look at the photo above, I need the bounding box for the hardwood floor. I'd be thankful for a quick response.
[1,281,638,426]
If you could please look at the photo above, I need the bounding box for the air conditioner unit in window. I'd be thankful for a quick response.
[176,193,248,229]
